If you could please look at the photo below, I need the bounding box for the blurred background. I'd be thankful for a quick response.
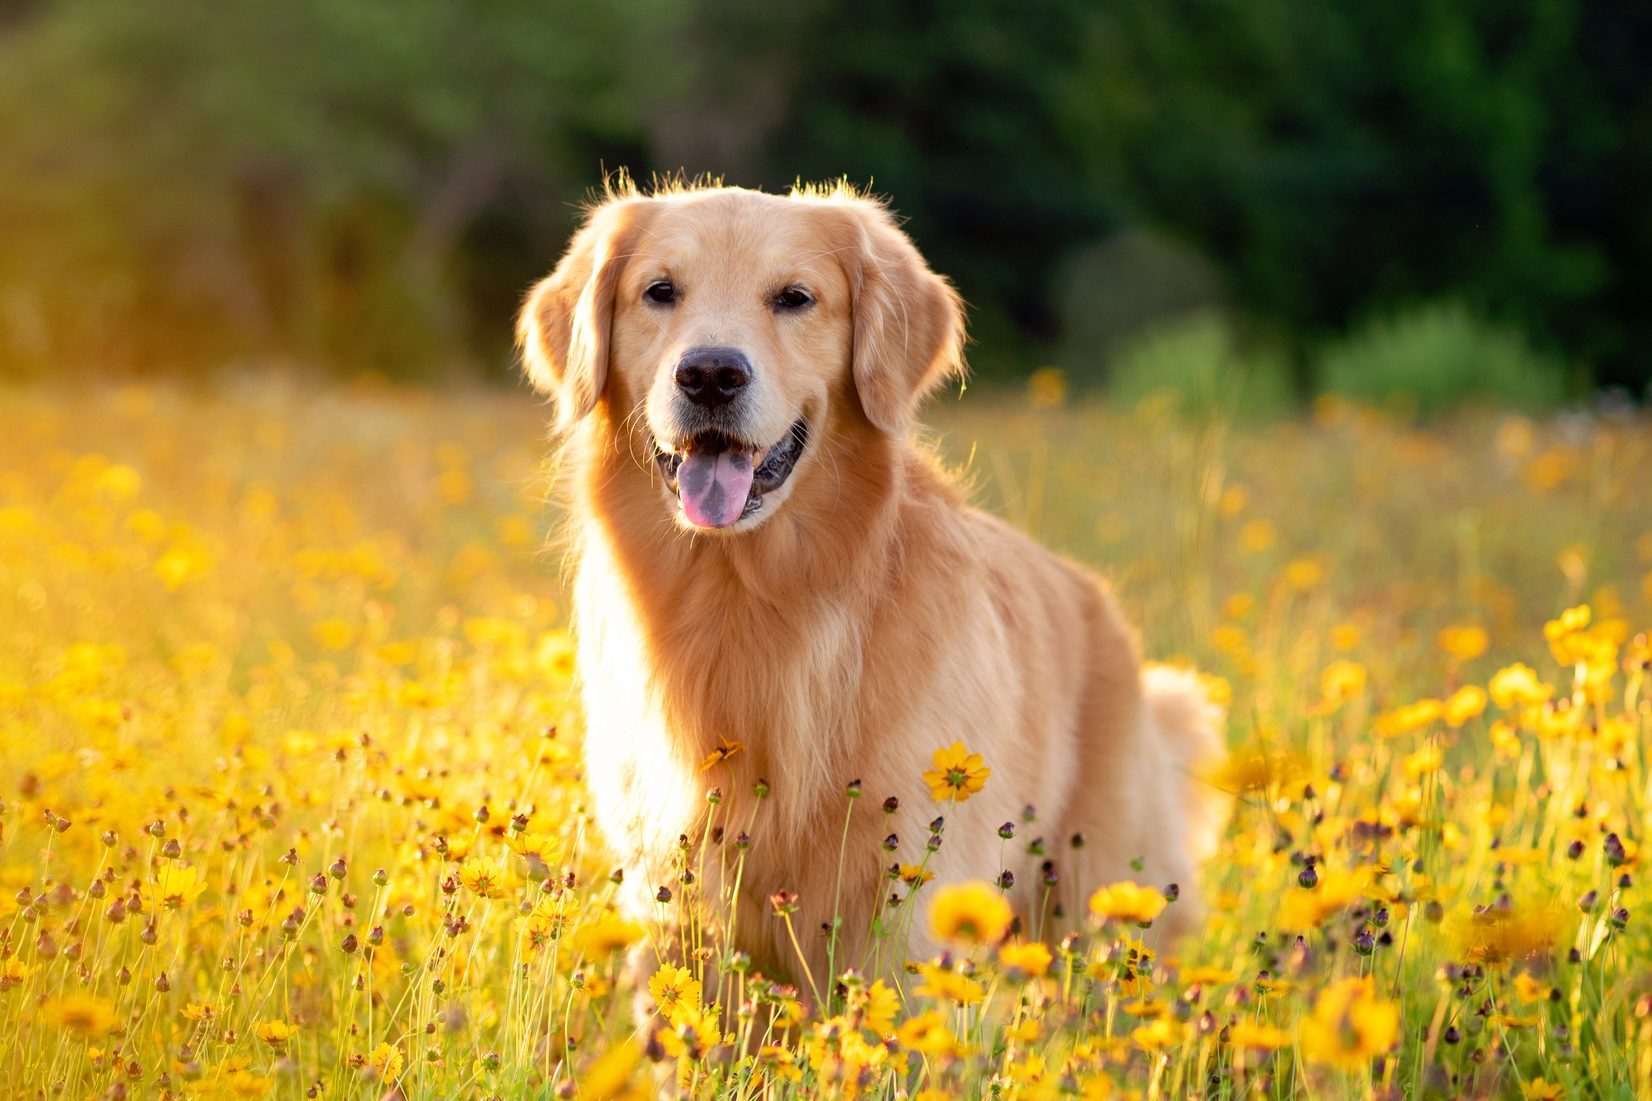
[1,0,1648,409]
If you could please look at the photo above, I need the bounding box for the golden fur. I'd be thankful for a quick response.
[517,181,1226,985]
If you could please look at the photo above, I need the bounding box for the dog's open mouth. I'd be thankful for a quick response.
[654,420,809,529]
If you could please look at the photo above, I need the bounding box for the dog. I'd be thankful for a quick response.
[517,181,1226,990]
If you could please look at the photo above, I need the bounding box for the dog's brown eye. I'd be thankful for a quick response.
[645,281,676,305]
[774,286,813,311]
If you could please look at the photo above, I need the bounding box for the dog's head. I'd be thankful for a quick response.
[518,185,964,532]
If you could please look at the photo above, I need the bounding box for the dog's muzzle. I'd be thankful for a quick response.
[653,420,809,529]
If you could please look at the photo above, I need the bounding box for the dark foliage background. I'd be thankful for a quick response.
[1,0,1647,394]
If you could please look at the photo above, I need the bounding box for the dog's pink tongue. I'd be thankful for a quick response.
[677,448,754,528]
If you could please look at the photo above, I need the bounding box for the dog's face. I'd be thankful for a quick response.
[519,187,964,532]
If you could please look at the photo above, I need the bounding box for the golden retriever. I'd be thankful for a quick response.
[517,181,1225,988]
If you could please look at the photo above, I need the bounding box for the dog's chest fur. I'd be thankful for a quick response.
[567,496,1094,982]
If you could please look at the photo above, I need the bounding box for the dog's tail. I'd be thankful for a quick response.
[1142,663,1230,866]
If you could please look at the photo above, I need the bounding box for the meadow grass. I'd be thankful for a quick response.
[1,377,1649,1099]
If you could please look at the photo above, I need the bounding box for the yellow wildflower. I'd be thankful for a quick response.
[896,1010,958,1054]
[1279,867,1372,930]
[697,737,745,772]
[1403,743,1443,779]
[861,979,899,1035]
[254,1020,295,1048]
[574,914,646,957]
[929,880,1014,946]
[42,993,120,1038]
[364,1043,403,1082]
[521,894,578,954]
[1298,976,1399,1069]
[458,857,510,900]
[898,864,935,887]
[1088,881,1167,926]
[1229,1021,1288,1050]
[659,1002,725,1061]
[1437,624,1489,662]
[923,741,991,802]
[648,963,701,1021]
[1489,663,1552,709]
[999,940,1054,978]
[503,831,562,865]
[1373,699,1442,738]
[1443,684,1488,727]
[180,1002,218,1022]
[1315,660,1368,712]
[140,863,207,911]
[1209,746,1306,795]
[1448,898,1568,966]
[914,961,986,1005]
[1132,1018,1180,1051]
[580,1037,642,1098]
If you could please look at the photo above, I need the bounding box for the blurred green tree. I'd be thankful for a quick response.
[0,0,677,375]
[1053,0,1651,392]
[0,0,1646,395]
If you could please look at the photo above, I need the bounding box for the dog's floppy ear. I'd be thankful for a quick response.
[517,200,643,430]
[832,199,966,435]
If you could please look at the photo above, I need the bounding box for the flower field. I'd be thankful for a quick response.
[2,377,1650,1099]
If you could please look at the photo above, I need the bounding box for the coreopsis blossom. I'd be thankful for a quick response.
[660,1002,726,1061]
[1542,604,1592,660]
[42,994,120,1038]
[929,880,1013,946]
[923,741,991,803]
[1088,882,1167,927]
[1448,897,1568,966]
[1298,976,1399,1068]
[896,1010,958,1055]
[914,961,986,1006]
[574,914,646,957]
[897,864,936,887]
[860,979,899,1035]
[758,1045,805,1082]
[698,737,745,772]
[140,863,207,911]
[1443,684,1488,726]
[1279,867,1373,930]
[804,1016,891,1081]
[364,1043,404,1082]
[503,831,561,865]
[521,894,578,954]
[1373,699,1442,738]
[458,858,509,899]
[1437,624,1489,662]
[999,940,1054,978]
[580,1038,643,1098]
[649,963,702,1021]
[254,1020,295,1048]
[1209,746,1307,796]
[1131,1018,1180,1052]
[1314,660,1368,713]
[1489,663,1552,709]
[1229,1021,1288,1051]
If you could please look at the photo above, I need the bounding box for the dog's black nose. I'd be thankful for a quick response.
[675,347,752,408]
